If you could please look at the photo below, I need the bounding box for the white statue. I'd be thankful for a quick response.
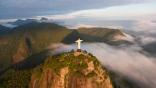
[75,38,83,50]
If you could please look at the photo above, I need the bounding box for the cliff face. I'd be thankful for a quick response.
[12,37,32,64]
[29,51,113,88]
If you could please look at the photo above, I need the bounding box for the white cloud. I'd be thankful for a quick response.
[133,20,156,31]
[67,24,98,29]
[66,23,124,29]
[0,19,16,24]
[37,2,156,20]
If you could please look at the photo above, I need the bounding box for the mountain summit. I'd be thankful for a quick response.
[0,51,113,88]
[30,51,113,88]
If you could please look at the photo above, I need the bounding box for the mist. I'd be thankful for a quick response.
[48,43,156,88]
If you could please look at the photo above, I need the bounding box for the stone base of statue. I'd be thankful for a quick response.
[74,49,82,56]
[77,49,82,52]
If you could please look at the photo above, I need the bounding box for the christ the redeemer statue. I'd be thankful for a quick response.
[75,38,83,50]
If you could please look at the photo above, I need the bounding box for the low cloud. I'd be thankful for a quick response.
[132,20,156,32]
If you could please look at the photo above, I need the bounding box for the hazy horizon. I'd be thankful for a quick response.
[0,0,156,33]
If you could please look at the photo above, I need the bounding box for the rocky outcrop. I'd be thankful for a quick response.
[29,67,69,88]
[29,52,113,88]
[12,37,32,64]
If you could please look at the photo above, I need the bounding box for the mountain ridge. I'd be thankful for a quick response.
[0,22,133,71]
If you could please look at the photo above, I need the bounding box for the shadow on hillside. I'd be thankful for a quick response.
[13,50,49,70]
[0,49,52,75]
[0,66,12,76]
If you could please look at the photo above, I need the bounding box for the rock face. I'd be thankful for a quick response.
[29,52,113,88]
[12,37,32,64]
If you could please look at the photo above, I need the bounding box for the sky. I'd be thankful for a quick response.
[0,0,156,31]
[0,0,156,19]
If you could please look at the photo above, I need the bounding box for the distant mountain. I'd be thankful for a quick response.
[40,17,48,22]
[63,27,134,44]
[0,25,10,35]
[8,19,38,26]
[78,27,134,42]
[7,18,52,27]
[0,22,72,69]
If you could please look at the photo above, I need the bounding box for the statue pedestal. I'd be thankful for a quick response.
[74,49,82,56]
[77,49,82,52]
